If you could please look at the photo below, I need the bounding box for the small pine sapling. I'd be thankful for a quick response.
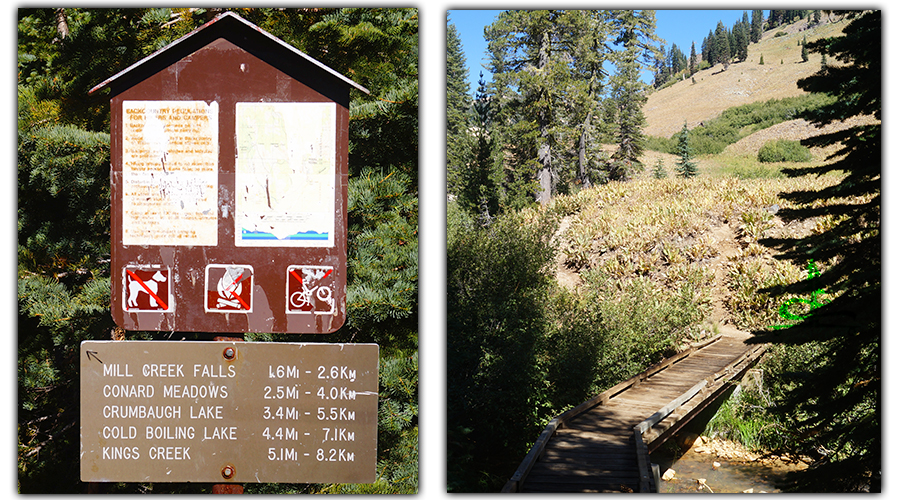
[675,122,699,178]
[652,157,668,179]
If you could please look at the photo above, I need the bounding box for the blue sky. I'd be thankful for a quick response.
[448,9,764,93]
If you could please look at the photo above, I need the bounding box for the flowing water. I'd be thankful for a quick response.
[650,443,805,493]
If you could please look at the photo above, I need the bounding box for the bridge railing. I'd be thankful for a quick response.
[501,334,724,493]
[632,341,769,491]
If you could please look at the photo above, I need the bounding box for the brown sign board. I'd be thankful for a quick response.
[80,341,378,484]
[91,12,369,334]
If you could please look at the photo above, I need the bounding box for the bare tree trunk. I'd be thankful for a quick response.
[577,120,590,189]
[535,29,553,205]
[56,8,68,39]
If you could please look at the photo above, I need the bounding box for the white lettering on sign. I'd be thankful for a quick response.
[142,363,185,377]
[149,446,191,460]
[269,364,301,379]
[81,341,379,483]
[190,405,224,419]
[103,426,138,439]
[122,100,218,246]
[193,364,236,378]
[146,426,195,440]
[103,384,155,398]
[103,446,140,460]
[103,364,133,377]
[103,405,182,419]
[162,384,229,399]
[203,426,237,440]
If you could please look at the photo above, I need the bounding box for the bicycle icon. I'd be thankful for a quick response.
[286,265,335,315]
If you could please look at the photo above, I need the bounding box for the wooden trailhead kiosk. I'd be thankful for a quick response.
[81,12,378,487]
[92,10,369,335]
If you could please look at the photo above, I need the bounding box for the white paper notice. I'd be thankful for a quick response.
[235,102,336,247]
[122,101,219,246]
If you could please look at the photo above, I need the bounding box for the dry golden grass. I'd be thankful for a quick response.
[543,173,844,332]
[534,15,874,336]
[723,115,880,159]
[644,16,850,139]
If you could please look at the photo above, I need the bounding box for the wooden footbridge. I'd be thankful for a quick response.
[502,330,767,493]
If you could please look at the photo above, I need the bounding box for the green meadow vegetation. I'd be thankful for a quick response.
[448,10,879,493]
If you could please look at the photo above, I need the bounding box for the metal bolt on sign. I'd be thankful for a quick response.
[221,465,236,480]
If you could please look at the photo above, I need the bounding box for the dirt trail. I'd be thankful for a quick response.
[705,221,743,335]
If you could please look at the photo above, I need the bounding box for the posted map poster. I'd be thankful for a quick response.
[122,101,219,246]
[235,102,336,247]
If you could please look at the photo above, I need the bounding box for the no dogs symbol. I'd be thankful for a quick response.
[123,266,172,312]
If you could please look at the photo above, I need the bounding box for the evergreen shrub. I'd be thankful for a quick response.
[757,139,813,163]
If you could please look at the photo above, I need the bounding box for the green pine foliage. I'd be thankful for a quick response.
[446,17,472,199]
[455,74,501,222]
[18,79,114,493]
[346,168,418,347]
[652,157,668,179]
[674,122,698,178]
[18,8,419,493]
[608,10,658,181]
[750,10,881,492]
[757,139,812,163]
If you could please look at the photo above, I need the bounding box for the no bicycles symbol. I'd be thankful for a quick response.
[771,260,829,330]
[286,265,336,315]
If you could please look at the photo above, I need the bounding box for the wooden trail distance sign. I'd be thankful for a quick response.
[80,341,379,483]
[90,12,369,334]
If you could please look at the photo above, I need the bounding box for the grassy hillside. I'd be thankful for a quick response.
[545,174,845,337]
[644,15,850,139]
[544,15,871,340]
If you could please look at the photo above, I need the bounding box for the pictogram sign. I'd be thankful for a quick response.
[96,12,363,334]
[205,264,254,313]
[286,265,336,315]
[123,266,172,312]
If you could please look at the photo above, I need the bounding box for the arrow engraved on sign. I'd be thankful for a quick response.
[86,350,103,363]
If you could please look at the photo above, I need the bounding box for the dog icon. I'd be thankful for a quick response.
[127,270,167,309]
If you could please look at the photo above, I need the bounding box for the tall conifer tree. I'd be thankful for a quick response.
[566,10,613,188]
[752,10,880,492]
[608,10,658,181]
[486,10,603,204]
[751,10,764,43]
[689,41,697,75]
[446,16,472,200]
[713,20,731,69]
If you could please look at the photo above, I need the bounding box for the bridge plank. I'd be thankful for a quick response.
[506,332,765,493]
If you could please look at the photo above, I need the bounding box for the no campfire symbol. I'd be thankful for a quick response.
[123,266,172,312]
[205,264,254,313]
[286,265,336,315]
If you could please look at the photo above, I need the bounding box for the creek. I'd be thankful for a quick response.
[650,442,805,493]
